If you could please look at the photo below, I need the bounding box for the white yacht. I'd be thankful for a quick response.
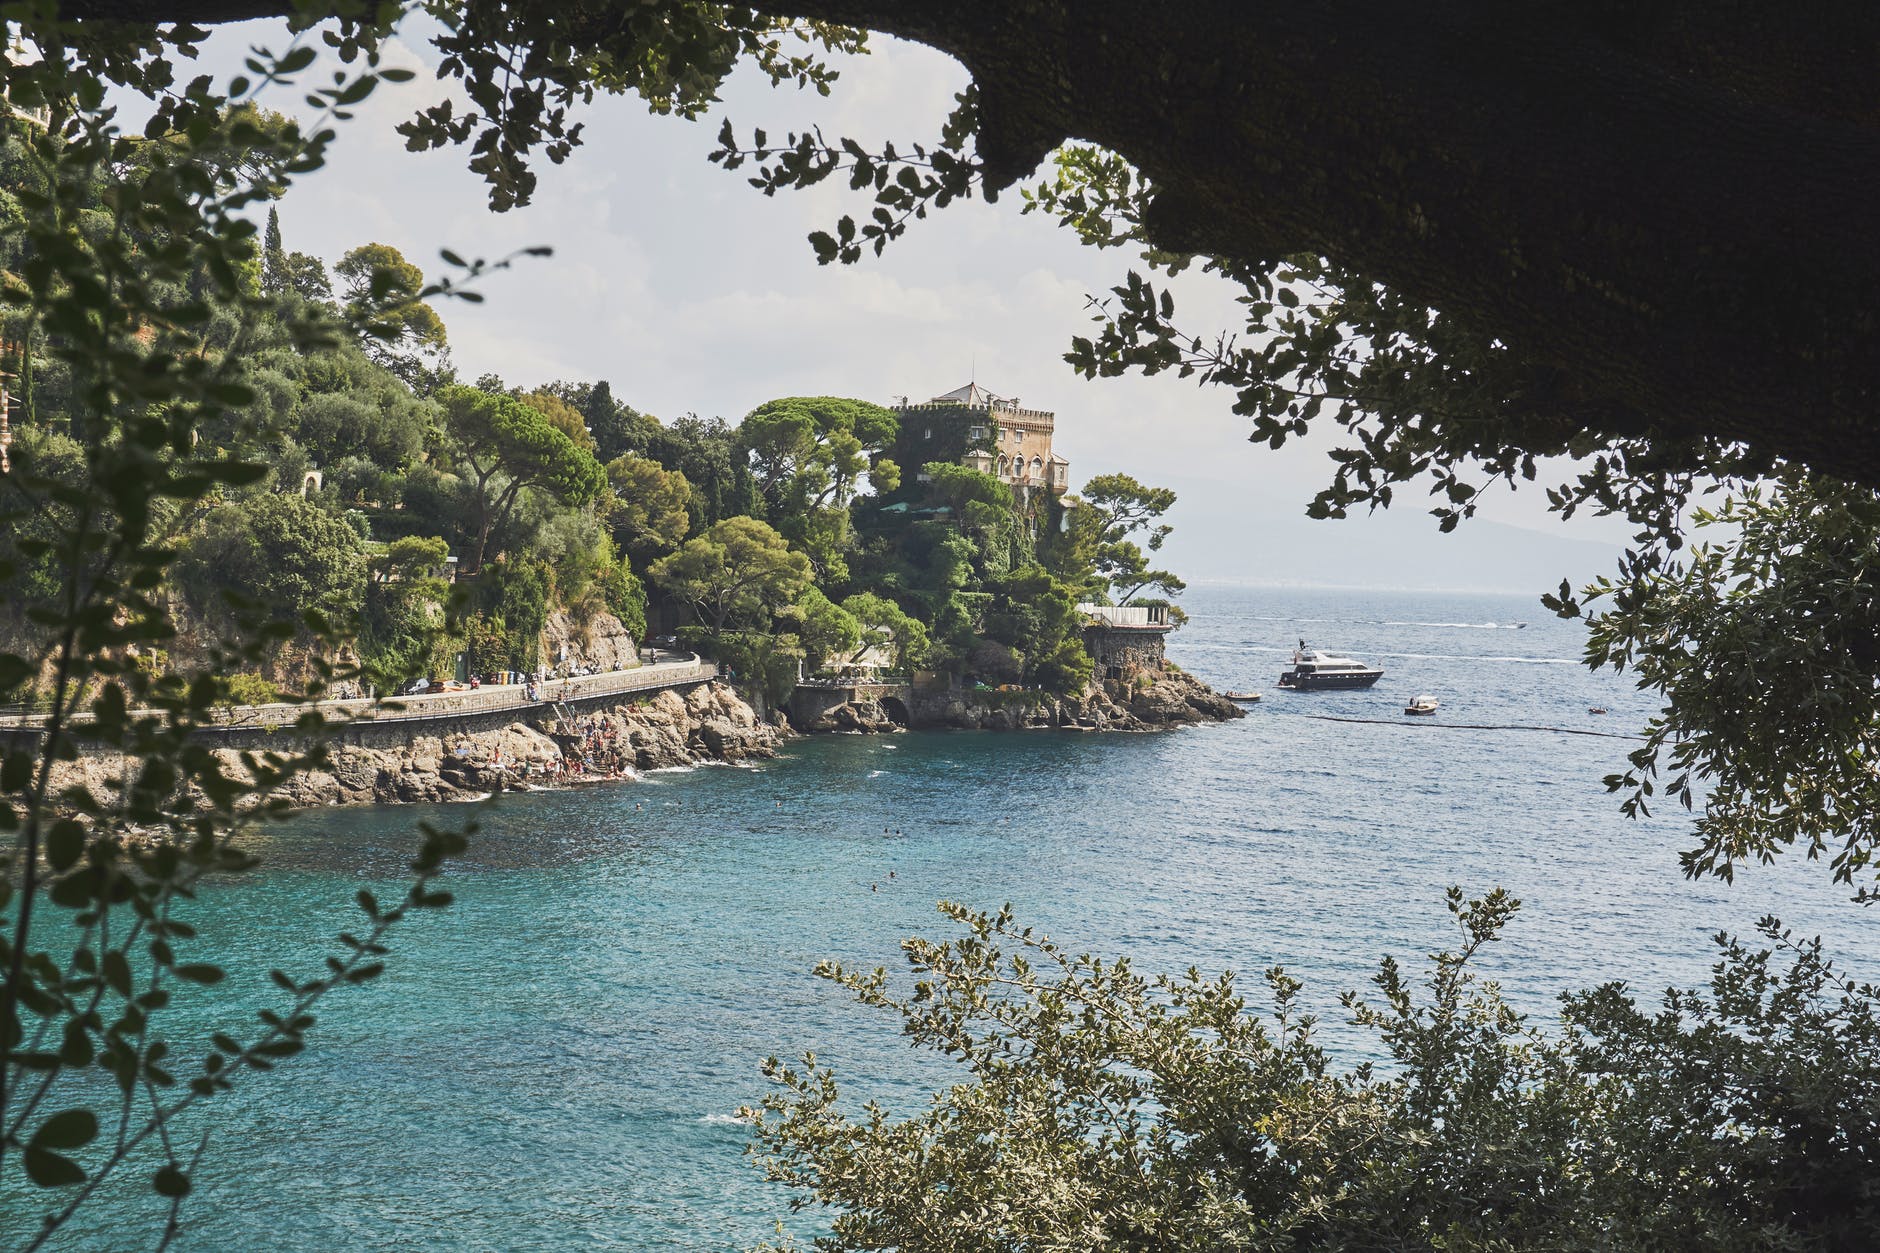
[1276,641,1385,691]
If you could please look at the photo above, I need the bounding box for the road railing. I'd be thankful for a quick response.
[0,656,718,735]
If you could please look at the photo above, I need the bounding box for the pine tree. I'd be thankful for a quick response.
[261,206,287,295]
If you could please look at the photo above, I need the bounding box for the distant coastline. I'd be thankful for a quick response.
[1163,508,1622,596]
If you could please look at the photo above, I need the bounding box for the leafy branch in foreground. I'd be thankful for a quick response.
[1010,144,1880,900]
[403,5,866,211]
[0,24,471,1247]
[747,896,1880,1251]
[1560,472,1880,898]
[710,86,981,265]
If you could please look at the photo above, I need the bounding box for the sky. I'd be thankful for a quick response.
[174,19,1630,593]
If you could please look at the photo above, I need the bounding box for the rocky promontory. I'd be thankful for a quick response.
[794,667,1244,734]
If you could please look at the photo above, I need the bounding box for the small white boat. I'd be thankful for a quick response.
[1404,694,1440,716]
[1222,690,1263,703]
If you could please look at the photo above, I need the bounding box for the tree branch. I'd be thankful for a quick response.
[51,0,1880,486]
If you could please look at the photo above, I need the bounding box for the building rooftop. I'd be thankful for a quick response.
[930,382,1007,407]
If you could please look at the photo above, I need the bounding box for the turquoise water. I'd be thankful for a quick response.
[12,586,1879,1250]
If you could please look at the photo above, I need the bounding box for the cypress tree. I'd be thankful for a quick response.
[261,206,287,295]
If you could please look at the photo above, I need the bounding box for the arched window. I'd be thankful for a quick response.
[997,455,1010,475]
[1030,456,1043,477]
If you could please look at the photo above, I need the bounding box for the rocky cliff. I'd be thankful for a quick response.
[541,608,640,674]
[52,680,785,810]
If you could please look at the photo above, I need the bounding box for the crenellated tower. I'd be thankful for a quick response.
[892,382,1070,499]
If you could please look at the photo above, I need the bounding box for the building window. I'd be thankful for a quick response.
[1031,456,1043,476]
[924,427,931,439]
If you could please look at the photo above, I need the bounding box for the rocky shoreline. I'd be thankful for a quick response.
[52,672,1242,814]
[307,669,1243,805]
[53,681,788,811]
[282,681,787,807]
[795,668,1245,734]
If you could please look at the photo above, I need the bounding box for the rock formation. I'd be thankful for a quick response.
[541,608,639,675]
[48,680,785,811]
[797,667,1243,735]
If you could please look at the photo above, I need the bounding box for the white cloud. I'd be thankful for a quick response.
[123,17,1633,588]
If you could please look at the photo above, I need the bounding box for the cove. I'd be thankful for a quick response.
[17,587,1880,1252]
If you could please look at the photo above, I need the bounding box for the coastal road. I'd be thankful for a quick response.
[0,651,719,735]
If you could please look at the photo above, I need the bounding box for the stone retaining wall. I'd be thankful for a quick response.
[39,680,782,810]
[0,660,717,752]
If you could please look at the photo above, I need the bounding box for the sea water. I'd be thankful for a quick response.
[11,586,1879,1250]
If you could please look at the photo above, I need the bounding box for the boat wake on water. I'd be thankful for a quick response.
[1374,650,1575,666]
[1214,615,1529,630]
[1192,642,1577,666]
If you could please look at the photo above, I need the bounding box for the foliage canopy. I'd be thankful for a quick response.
[749,896,1880,1252]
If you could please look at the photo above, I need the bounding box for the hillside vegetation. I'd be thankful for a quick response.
[0,128,1182,709]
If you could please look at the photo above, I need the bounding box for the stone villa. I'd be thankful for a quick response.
[894,382,1071,499]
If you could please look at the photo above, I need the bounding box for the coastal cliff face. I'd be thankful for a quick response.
[542,608,639,674]
[796,668,1244,734]
[53,681,784,811]
[272,681,783,806]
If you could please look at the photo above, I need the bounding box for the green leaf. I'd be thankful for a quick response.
[46,820,84,874]
[153,1165,192,1198]
[332,75,378,106]
[24,1146,85,1188]
[0,652,29,691]
[102,950,132,997]
[203,459,270,486]
[1,748,30,791]
[60,1019,94,1067]
[30,1108,99,1151]
[172,964,225,985]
